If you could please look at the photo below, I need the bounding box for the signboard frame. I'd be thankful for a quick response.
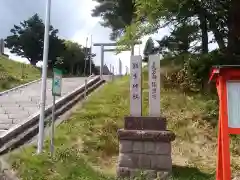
[209,65,240,180]
[52,68,62,97]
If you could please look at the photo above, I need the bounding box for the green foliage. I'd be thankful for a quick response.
[5,14,64,66]
[116,0,240,57]
[160,22,200,54]
[162,51,226,92]
[92,0,136,40]
[5,13,98,76]
[58,41,97,76]
[0,55,40,91]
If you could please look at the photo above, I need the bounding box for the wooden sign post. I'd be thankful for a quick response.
[130,55,142,116]
[148,55,161,116]
[209,65,240,180]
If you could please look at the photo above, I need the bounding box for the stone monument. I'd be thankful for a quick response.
[116,54,175,179]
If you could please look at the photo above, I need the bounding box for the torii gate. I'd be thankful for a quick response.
[93,41,142,77]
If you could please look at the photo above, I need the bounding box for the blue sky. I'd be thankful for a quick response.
[0,0,217,74]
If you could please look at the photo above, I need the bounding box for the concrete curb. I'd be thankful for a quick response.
[0,76,101,148]
[0,79,41,97]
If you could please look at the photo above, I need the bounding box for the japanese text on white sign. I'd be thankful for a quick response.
[130,55,142,116]
[149,55,160,116]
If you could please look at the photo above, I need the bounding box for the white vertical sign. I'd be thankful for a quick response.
[149,55,160,116]
[119,59,122,75]
[130,55,142,116]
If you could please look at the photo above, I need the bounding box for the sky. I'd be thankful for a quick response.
[0,0,217,75]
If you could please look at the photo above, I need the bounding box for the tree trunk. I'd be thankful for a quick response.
[199,11,208,54]
[71,64,74,75]
[30,59,38,66]
[195,4,226,51]
[209,20,226,50]
[227,0,240,59]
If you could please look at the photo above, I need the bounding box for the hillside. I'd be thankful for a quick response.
[0,55,41,91]
[4,66,240,179]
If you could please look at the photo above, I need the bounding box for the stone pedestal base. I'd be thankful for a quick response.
[116,116,175,180]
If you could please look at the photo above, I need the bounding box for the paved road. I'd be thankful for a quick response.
[0,77,92,134]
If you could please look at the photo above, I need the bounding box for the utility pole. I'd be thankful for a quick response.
[37,0,51,154]
[100,45,104,77]
[84,37,88,76]
[90,35,92,75]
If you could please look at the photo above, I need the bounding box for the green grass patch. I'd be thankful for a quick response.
[10,147,113,180]
[0,55,41,91]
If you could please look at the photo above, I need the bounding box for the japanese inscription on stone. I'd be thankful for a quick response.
[149,55,160,116]
[130,55,142,116]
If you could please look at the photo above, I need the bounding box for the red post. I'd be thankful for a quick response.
[209,66,240,180]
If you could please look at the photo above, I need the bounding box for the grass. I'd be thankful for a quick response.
[7,65,240,179]
[0,55,41,91]
[6,69,220,180]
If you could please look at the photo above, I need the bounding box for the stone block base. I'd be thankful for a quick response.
[117,167,171,180]
[118,152,172,170]
[116,116,175,180]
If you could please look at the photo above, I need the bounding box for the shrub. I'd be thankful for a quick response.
[162,51,226,93]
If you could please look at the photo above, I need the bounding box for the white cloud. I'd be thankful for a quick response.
[1,0,217,75]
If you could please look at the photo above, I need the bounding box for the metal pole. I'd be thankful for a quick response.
[100,45,104,78]
[84,79,87,99]
[37,0,51,154]
[84,37,88,77]
[112,66,115,81]
[90,35,92,75]
[50,95,55,156]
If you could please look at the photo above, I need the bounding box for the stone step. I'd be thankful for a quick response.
[0,114,11,120]
[2,107,25,113]
[0,104,21,108]
[0,118,13,124]
[0,123,12,130]
[0,77,88,130]
[8,112,30,119]
[0,130,7,136]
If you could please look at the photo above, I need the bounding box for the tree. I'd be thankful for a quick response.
[119,0,235,56]
[59,41,97,76]
[5,14,63,66]
[92,0,240,58]
[62,41,85,75]
[92,0,136,40]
